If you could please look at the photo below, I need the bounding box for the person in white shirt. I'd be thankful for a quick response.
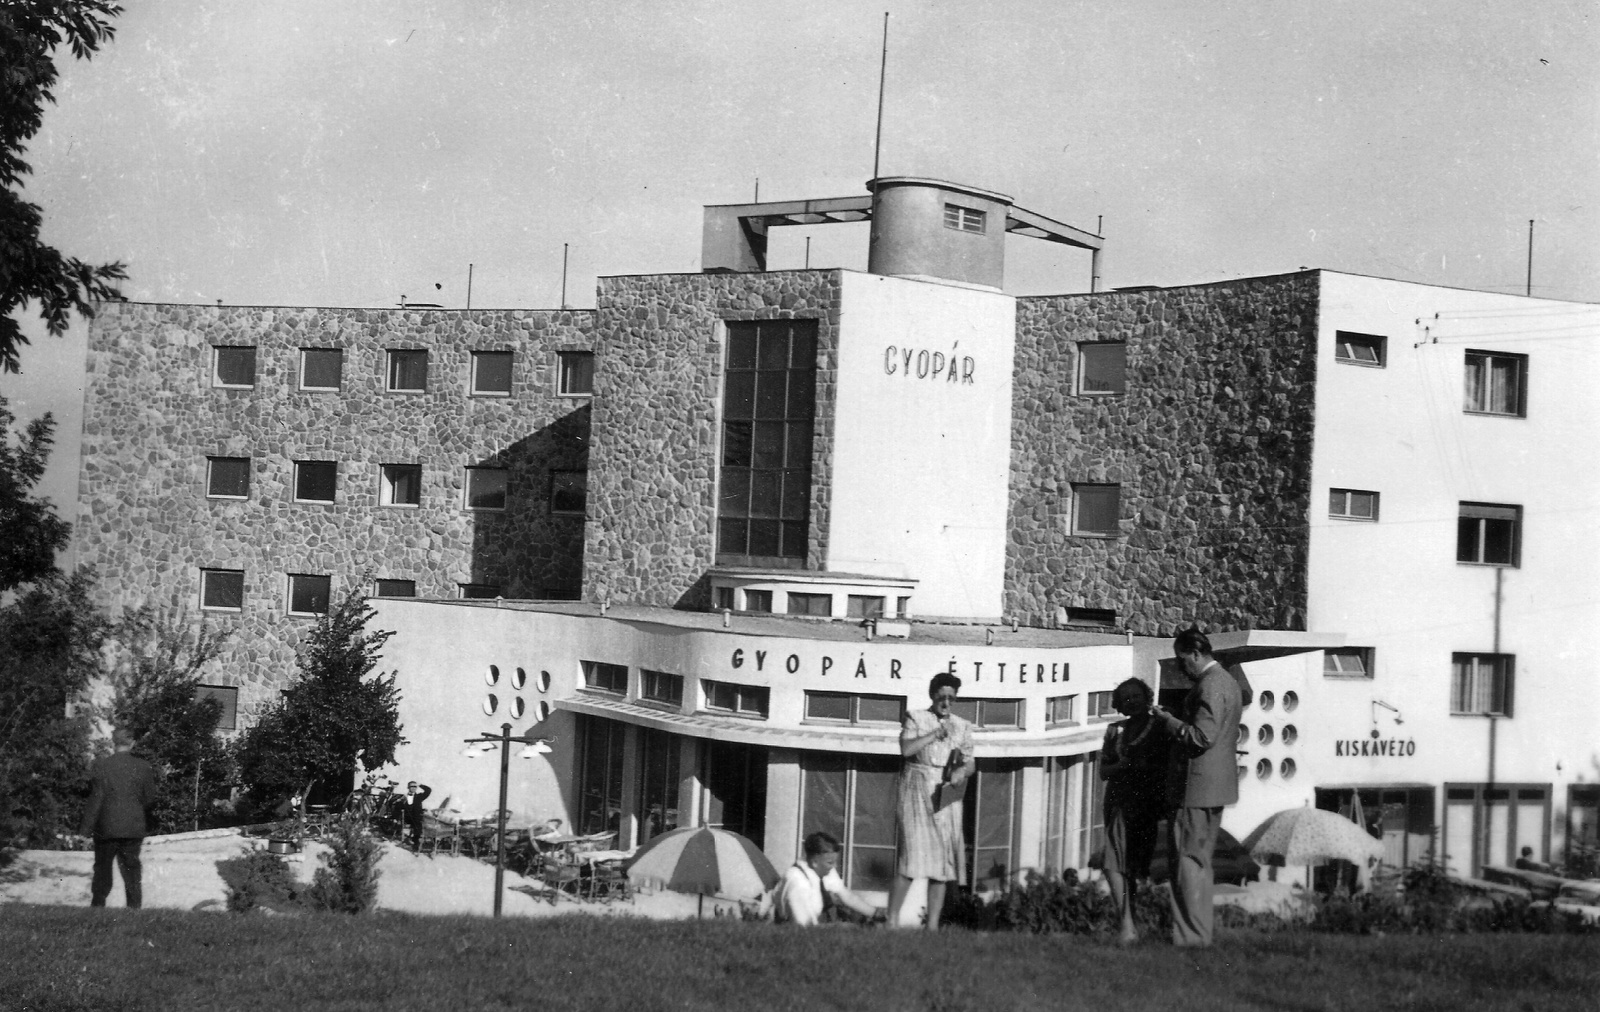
[773,831,884,926]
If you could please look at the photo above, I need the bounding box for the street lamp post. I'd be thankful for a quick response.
[462,723,554,918]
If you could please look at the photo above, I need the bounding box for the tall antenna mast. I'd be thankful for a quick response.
[466,263,474,311]
[561,243,570,309]
[872,12,889,181]
[1526,219,1534,297]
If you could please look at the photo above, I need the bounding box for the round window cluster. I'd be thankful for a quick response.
[483,693,499,716]
[1279,758,1297,780]
[1281,691,1299,713]
[1255,758,1273,780]
[486,665,500,686]
[1281,725,1298,746]
[1258,690,1276,712]
[1258,725,1275,746]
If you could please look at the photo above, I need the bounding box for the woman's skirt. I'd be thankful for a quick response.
[895,762,966,883]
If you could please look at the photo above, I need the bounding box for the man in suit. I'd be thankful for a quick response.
[1149,628,1242,947]
[80,728,160,908]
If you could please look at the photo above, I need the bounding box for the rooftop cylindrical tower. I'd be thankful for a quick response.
[866,177,1013,288]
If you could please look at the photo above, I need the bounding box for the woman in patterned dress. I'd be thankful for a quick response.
[887,672,976,929]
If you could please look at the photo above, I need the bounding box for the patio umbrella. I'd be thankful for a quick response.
[623,826,779,917]
[1242,806,1386,867]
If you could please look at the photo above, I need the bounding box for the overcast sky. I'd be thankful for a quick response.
[5,0,1597,514]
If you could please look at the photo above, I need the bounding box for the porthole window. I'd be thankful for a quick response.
[1282,691,1299,713]
[486,665,500,686]
[1258,690,1275,712]
[1236,724,1249,746]
[1258,725,1275,746]
[537,670,552,693]
[483,693,499,715]
[1255,758,1272,780]
[536,700,551,722]
[511,697,526,719]
[1236,765,1248,781]
[512,667,527,689]
[1281,725,1298,746]
[1280,758,1297,780]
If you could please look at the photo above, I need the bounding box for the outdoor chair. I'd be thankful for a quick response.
[415,816,459,858]
[585,859,631,902]
[457,821,498,860]
[541,853,582,904]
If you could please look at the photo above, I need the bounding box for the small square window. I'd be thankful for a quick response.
[374,579,416,598]
[471,351,513,396]
[582,660,628,694]
[459,583,501,600]
[192,685,238,730]
[213,346,256,388]
[387,349,428,392]
[380,464,422,507]
[550,470,587,515]
[743,589,772,613]
[206,457,250,499]
[293,461,337,503]
[1464,350,1526,416]
[1330,488,1379,521]
[1046,694,1076,726]
[465,467,508,511]
[200,569,244,612]
[1457,502,1520,567]
[287,574,331,616]
[1452,653,1514,716]
[787,592,832,617]
[1086,691,1116,719]
[1072,484,1120,537]
[1334,331,1386,367]
[714,586,735,610]
[942,204,986,233]
[558,351,594,396]
[194,685,239,731]
[300,349,343,390]
[1078,343,1126,395]
[847,595,885,620]
[1323,648,1373,678]
[641,670,684,706]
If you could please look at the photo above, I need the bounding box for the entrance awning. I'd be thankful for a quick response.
[555,695,1106,759]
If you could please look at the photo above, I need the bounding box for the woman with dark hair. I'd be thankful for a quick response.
[887,671,975,929]
[1099,676,1168,944]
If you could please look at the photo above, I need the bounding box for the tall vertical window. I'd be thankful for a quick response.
[576,715,625,837]
[1457,502,1520,566]
[717,320,816,564]
[1464,350,1526,416]
[299,349,343,390]
[1452,653,1514,716]
[558,351,594,395]
[386,349,428,392]
[702,739,767,848]
[801,753,899,892]
[1042,755,1092,874]
[380,464,422,506]
[471,351,513,395]
[212,346,256,388]
[964,760,1023,886]
[637,727,682,845]
[1077,342,1126,395]
[1071,484,1120,537]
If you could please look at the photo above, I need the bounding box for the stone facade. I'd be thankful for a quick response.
[1007,273,1320,635]
[78,303,594,704]
[584,270,842,608]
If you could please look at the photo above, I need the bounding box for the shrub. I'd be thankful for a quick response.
[941,869,1173,937]
[1308,862,1598,935]
[217,849,299,914]
[304,815,383,914]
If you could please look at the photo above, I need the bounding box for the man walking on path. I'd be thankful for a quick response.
[80,728,159,908]
[1149,628,1242,947]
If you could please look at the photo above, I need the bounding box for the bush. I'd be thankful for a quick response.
[1308,863,1598,935]
[217,849,299,914]
[941,869,1173,937]
[304,815,383,914]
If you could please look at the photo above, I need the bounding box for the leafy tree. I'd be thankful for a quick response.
[0,569,107,847]
[237,588,404,815]
[1,1,128,374]
[110,603,237,834]
[0,395,71,592]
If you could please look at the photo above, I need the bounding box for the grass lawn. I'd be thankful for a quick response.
[3,905,1597,1012]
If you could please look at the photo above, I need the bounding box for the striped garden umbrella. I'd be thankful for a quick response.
[623,826,779,916]
[1242,806,1386,867]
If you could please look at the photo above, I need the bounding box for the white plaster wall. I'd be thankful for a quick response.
[827,272,1016,619]
[1307,273,1600,855]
